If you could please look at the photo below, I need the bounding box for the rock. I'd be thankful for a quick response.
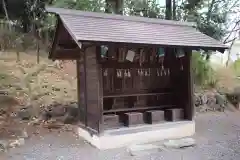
[55,113,77,124]
[17,108,31,120]
[63,114,77,124]
[0,109,6,116]
[226,93,237,105]
[0,90,8,95]
[233,87,240,96]
[54,115,65,123]
[229,87,240,102]
[52,86,61,92]
[194,94,202,107]
[200,94,208,105]
[215,94,226,105]
[0,140,8,152]
[206,93,217,106]
[234,103,240,109]
[9,138,25,148]
[214,104,225,112]
[196,105,208,113]
[39,110,52,121]
[127,144,162,156]
[215,93,227,110]
[69,102,78,107]
[208,104,221,111]
[28,118,42,126]
[42,119,64,129]
[66,105,79,118]
[21,129,28,139]
[163,138,196,149]
[46,104,66,117]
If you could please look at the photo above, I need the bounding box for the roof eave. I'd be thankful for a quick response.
[78,39,228,52]
[199,46,228,53]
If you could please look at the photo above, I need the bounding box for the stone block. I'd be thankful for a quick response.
[124,112,143,127]
[144,110,165,124]
[128,144,162,156]
[163,138,196,149]
[103,114,120,128]
[165,108,184,121]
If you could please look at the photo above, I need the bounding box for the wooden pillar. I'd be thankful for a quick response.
[183,49,194,120]
[76,55,87,126]
[85,46,103,133]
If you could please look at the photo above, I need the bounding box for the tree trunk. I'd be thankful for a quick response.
[2,0,9,20]
[16,51,20,62]
[2,0,11,30]
[206,0,215,24]
[172,0,176,20]
[226,38,236,67]
[45,30,49,52]
[106,0,123,14]
[32,0,40,64]
[105,0,112,13]
[165,0,172,20]
[37,40,40,64]
[115,0,123,14]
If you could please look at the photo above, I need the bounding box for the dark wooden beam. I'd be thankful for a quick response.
[49,17,82,59]
[84,46,103,133]
[183,48,194,120]
[52,48,81,60]
[79,40,228,52]
[55,48,80,54]
[58,42,78,49]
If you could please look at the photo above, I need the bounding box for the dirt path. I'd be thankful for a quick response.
[1,111,240,160]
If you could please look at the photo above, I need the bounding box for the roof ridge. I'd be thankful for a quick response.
[46,7,194,27]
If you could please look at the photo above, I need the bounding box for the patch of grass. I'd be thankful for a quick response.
[215,67,238,91]
[230,59,240,77]
[192,52,218,88]
[0,52,77,106]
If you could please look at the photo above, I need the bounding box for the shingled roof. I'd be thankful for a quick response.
[47,7,227,51]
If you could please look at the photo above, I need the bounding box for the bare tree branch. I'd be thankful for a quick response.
[2,0,9,20]
[224,37,238,44]
[226,37,237,66]
[2,0,11,30]
[223,19,240,44]
[226,28,240,33]
[206,0,216,24]
[228,0,240,11]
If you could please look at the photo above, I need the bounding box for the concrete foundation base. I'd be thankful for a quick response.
[77,121,195,150]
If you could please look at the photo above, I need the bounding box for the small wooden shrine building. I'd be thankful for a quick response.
[47,7,227,148]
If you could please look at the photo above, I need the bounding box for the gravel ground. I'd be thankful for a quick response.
[1,111,240,160]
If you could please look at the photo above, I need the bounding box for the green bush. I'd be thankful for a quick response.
[231,59,240,77]
[192,52,218,87]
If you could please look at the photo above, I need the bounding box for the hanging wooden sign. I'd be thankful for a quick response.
[101,45,108,58]
[126,50,135,62]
